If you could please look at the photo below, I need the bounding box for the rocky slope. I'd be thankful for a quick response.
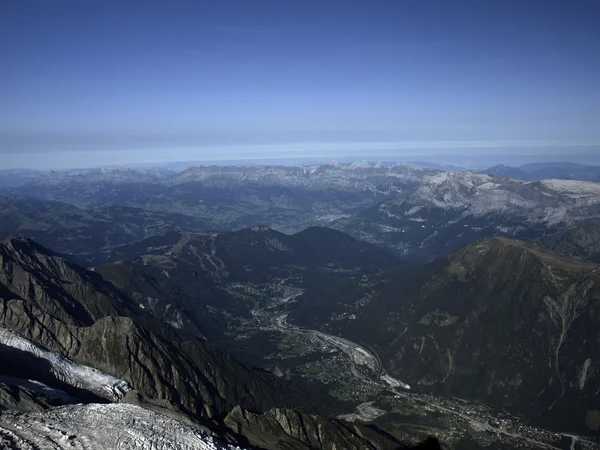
[0,236,342,419]
[224,406,406,450]
[291,237,600,434]
[331,172,600,262]
[0,236,414,449]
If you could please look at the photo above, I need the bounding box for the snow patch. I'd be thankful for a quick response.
[380,373,411,390]
[0,327,131,401]
[579,358,592,390]
[539,179,600,197]
[0,403,244,449]
[405,206,423,215]
[376,224,405,233]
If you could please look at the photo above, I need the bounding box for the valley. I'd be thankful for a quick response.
[226,288,598,449]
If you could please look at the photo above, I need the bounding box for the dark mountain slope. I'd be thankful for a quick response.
[294,226,398,266]
[482,162,600,182]
[96,226,400,344]
[0,196,209,264]
[537,222,600,263]
[105,225,398,271]
[0,235,124,328]
[291,237,600,433]
[0,236,341,420]
[225,406,412,450]
[518,162,600,182]
[481,164,529,179]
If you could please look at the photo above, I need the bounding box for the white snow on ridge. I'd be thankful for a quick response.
[477,181,499,191]
[539,179,600,197]
[348,161,372,169]
[423,171,493,187]
[0,403,244,450]
[402,172,600,223]
[0,327,131,401]
[405,206,423,215]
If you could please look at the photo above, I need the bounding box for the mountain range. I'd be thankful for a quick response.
[0,196,211,264]
[3,163,434,233]
[331,171,600,261]
[5,165,600,267]
[482,162,600,182]
[1,162,599,448]
[3,225,598,447]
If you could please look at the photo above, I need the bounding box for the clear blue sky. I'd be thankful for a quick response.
[1,0,599,168]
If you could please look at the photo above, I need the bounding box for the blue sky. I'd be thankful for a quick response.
[1,0,599,168]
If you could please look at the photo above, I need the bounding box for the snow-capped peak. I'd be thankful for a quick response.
[348,161,372,169]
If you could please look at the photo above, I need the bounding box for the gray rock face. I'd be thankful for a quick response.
[0,381,67,413]
[224,406,405,450]
[0,235,124,329]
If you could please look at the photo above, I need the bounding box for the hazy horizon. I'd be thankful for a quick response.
[3,146,600,172]
[2,1,599,169]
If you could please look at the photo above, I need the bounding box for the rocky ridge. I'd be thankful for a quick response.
[5,162,435,233]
